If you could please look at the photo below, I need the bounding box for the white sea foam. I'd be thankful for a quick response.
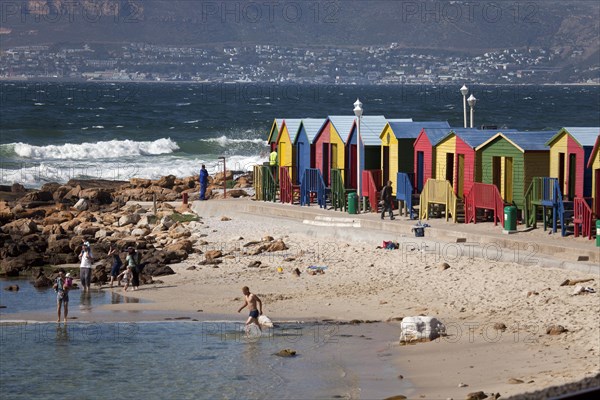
[0,154,266,188]
[11,138,180,160]
[202,136,265,146]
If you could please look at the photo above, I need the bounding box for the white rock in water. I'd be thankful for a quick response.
[258,315,274,328]
[399,316,446,343]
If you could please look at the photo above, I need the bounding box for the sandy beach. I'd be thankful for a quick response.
[3,199,599,398]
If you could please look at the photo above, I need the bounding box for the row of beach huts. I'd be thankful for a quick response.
[253,116,600,240]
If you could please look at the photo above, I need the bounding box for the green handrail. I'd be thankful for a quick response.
[331,169,346,211]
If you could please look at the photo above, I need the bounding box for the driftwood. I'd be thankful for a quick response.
[560,278,594,287]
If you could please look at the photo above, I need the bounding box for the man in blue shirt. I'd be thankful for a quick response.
[199,164,209,200]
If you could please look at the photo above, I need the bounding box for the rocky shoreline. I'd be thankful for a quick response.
[0,172,252,286]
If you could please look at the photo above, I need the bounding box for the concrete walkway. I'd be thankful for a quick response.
[189,199,599,274]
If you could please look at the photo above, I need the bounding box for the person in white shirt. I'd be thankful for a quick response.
[79,240,94,291]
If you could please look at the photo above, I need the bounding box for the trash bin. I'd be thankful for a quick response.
[504,206,517,232]
[596,220,600,247]
[347,192,357,215]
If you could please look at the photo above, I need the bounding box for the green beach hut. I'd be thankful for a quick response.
[476,131,555,211]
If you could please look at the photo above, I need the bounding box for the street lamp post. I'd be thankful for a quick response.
[353,99,363,213]
[218,156,226,199]
[460,85,469,128]
[467,94,477,128]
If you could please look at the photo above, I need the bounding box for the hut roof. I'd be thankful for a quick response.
[267,118,284,143]
[388,121,450,140]
[588,135,600,168]
[297,118,327,144]
[547,127,600,148]
[327,116,357,142]
[477,131,556,152]
[281,119,303,142]
[450,128,517,148]
[351,115,388,145]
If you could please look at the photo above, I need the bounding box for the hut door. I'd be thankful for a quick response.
[504,157,513,203]
[558,153,565,194]
[349,144,357,189]
[492,157,501,192]
[456,154,464,198]
[567,154,576,200]
[446,153,454,184]
[296,143,303,184]
[416,151,424,192]
[382,146,390,185]
[595,169,600,217]
[322,143,330,185]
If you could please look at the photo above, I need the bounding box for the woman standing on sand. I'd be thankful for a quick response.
[125,247,141,290]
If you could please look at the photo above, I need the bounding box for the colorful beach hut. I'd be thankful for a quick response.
[380,121,448,194]
[314,116,355,186]
[413,127,454,193]
[434,129,510,198]
[276,118,302,181]
[545,127,600,200]
[294,118,326,185]
[266,118,283,151]
[588,135,600,217]
[476,131,555,210]
[345,115,389,190]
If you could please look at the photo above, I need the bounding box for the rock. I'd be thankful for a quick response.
[130,178,152,188]
[507,378,524,384]
[186,265,197,270]
[79,188,113,204]
[262,236,274,242]
[156,175,176,189]
[11,183,26,193]
[0,200,13,223]
[214,170,233,183]
[73,198,89,211]
[439,262,450,271]
[131,228,151,236]
[221,216,231,221]
[226,189,249,198]
[17,190,53,203]
[95,229,111,239]
[33,270,53,288]
[160,215,175,229]
[4,285,19,291]
[267,240,287,252]
[458,383,469,387]
[2,219,38,235]
[43,210,74,226]
[248,261,262,268]
[73,223,101,237]
[466,392,488,400]
[204,250,223,261]
[143,265,175,277]
[164,240,194,254]
[168,225,191,239]
[46,235,72,254]
[493,323,507,332]
[546,325,567,335]
[399,316,446,343]
[292,268,301,277]
[119,213,141,226]
[274,349,297,357]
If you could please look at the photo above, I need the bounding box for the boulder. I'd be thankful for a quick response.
[2,219,38,235]
[143,265,175,277]
[204,250,223,261]
[73,223,101,237]
[33,269,53,288]
[274,349,297,357]
[466,392,488,400]
[546,324,567,335]
[156,175,176,189]
[11,183,26,193]
[17,190,53,203]
[21,234,47,253]
[130,178,152,188]
[119,213,141,227]
[47,235,72,254]
[214,170,233,183]
[226,189,249,198]
[0,200,13,223]
[399,316,446,343]
[40,182,61,194]
[53,185,74,202]
[43,210,74,226]
[79,188,113,204]
[131,227,151,237]
[165,240,194,253]
[73,198,89,211]
[160,215,176,229]
[267,240,287,252]
[42,224,66,235]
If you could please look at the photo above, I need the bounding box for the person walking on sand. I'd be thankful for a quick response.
[380,180,394,220]
[53,268,69,323]
[79,240,94,291]
[108,245,123,288]
[199,164,209,200]
[237,286,263,332]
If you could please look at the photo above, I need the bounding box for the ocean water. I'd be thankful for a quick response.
[0,279,141,314]
[0,278,403,399]
[1,82,599,187]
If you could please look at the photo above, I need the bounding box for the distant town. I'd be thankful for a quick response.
[1,42,598,85]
